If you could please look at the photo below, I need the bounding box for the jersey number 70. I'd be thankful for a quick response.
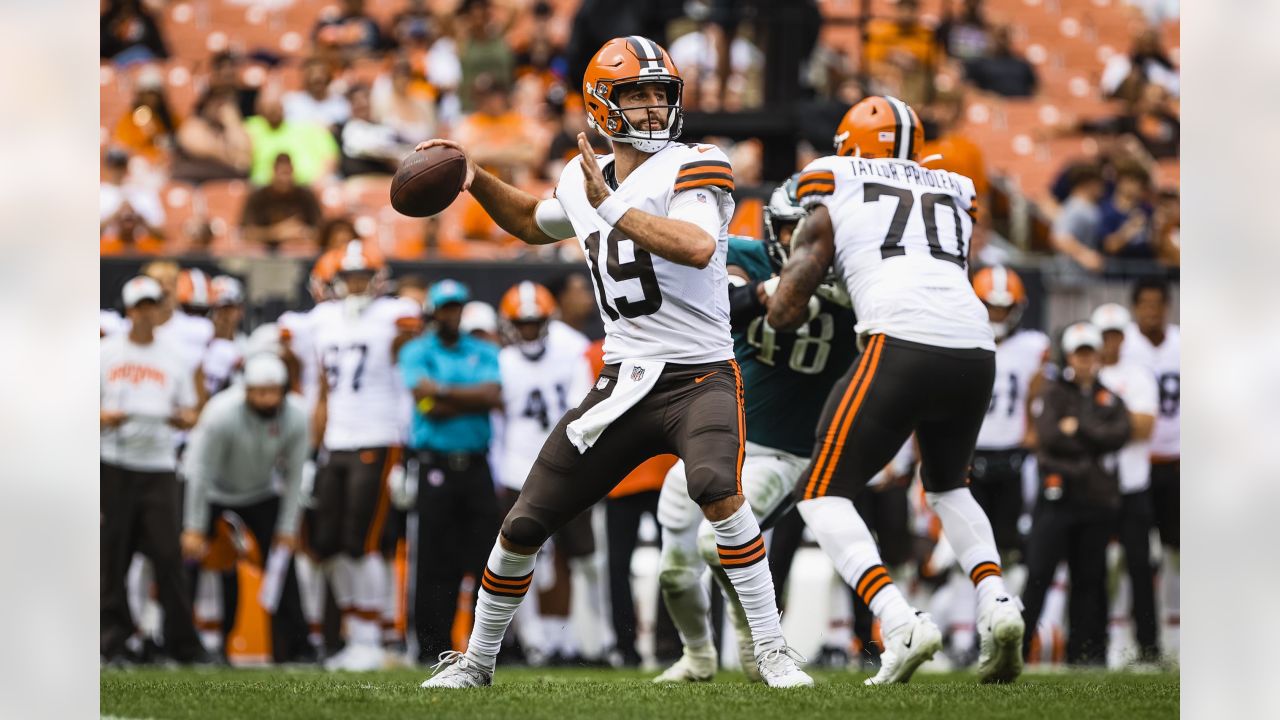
[865,183,969,268]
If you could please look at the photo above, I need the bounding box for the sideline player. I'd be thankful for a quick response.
[418,36,810,689]
[766,95,1024,685]
[653,177,856,683]
[493,281,596,663]
[308,240,421,670]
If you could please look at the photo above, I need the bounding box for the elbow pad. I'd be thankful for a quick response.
[728,280,765,328]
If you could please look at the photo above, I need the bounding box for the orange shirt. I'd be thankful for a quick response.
[583,340,676,498]
[919,132,989,211]
[101,234,165,256]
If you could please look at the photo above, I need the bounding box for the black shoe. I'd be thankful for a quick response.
[815,645,852,669]
[607,647,643,668]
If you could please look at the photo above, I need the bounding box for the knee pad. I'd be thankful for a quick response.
[696,524,720,568]
[684,463,726,505]
[658,541,704,593]
[501,515,550,549]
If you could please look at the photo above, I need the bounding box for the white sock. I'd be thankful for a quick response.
[323,556,355,610]
[465,542,537,670]
[709,503,784,654]
[798,496,916,636]
[926,488,1010,606]
[354,553,389,618]
[658,524,713,650]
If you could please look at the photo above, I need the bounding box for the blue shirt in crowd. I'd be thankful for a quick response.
[399,332,501,453]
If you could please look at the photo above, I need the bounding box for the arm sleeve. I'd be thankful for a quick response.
[667,187,726,242]
[534,198,576,240]
[728,280,765,330]
[182,417,221,532]
[274,406,310,537]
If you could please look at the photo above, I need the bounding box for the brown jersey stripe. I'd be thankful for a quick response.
[678,160,733,175]
[675,170,734,184]
[717,534,765,552]
[797,171,835,185]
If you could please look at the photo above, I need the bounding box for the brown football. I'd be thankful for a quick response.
[389,145,468,217]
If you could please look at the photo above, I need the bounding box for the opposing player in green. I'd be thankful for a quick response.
[653,177,858,682]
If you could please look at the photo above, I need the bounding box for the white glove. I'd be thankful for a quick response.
[761,276,820,325]
[814,280,852,308]
[389,462,416,510]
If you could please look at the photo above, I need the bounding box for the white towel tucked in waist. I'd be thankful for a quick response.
[565,359,665,454]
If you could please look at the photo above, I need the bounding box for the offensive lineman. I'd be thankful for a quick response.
[308,240,421,670]
[654,177,857,683]
[767,95,1024,685]
[418,36,810,689]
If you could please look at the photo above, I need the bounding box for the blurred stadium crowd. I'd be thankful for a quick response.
[100,0,1180,674]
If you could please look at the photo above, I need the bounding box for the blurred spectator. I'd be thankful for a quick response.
[338,84,416,178]
[1078,84,1179,160]
[1151,189,1180,267]
[457,0,516,112]
[244,92,340,186]
[668,17,763,111]
[313,0,384,59]
[1099,165,1154,261]
[173,90,253,184]
[963,25,1037,97]
[283,58,352,129]
[101,192,165,257]
[398,279,503,664]
[513,1,568,97]
[1051,165,1107,274]
[863,0,939,106]
[110,67,178,165]
[389,0,434,49]
[371,56,438,142]
[100,0,169,64]
[454,77,541,242]
[100,276,205,665]
[240,154,323,251]
[544,98,608,180]
[545,272,597,338]
[207,51,261,120]
[101,147,165,237]
[317,217,360,253]
[919,91,990,257]
[394,274,430,309]
[1022,323,1131,666]
[1100,28,1179,102]
[181,354,313,663]
[936,0,992,61]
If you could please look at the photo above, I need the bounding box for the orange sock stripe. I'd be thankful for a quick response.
[860,575,894,605]
[969,561,1002,585]
[804,335,881,500]
[815,336,884,498]
[855,565,888,597]
[717,537,765,559]
[719,546,767,568]
[481,569,533,589]
[730,359,746,495]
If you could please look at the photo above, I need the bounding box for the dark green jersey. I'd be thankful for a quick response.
[727,237,859,457]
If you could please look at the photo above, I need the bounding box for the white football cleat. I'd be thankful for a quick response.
[977,596,1024,684]
[653,645,717,683]
[325,643,385,672]
[420,651,493,689]
[756,645,814,688]
[865,612,943,685]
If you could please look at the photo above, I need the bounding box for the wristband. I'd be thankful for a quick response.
[596,194,632,226]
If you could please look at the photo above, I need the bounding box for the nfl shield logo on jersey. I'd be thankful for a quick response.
[630,366,645,382]
[596,377,610,390]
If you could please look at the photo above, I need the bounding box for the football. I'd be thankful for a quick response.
[390,145,468,218]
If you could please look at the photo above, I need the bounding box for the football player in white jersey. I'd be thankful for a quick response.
[1120,278,1179,657]
[198,276,248,403]
[417,36,810,689]
[308,240,422,671]
[970,266,1049,565]
[767,95,1024,684]
[1091,302,1162,665]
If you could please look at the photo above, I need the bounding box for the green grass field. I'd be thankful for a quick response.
[101,667,1178,719]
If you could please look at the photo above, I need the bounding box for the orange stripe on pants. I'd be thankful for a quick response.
[804,335,883,499]
[364,447,401,555]
[815,335,885,498]
[729,360,746,495]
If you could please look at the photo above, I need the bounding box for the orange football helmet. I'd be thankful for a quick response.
[330,239,387,299]
[834,95,923,161]
[499,281,558,351]
[972,265,1028,339]
[176,268,212,311]
[583,36,684,153]
[309,252,340,302]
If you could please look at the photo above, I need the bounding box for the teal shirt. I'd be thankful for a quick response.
[727,236,859,457]
[399,332,501,452]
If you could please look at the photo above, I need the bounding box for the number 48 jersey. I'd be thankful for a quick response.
[796,156,994,351]
[310,296,420,450]
[554,142,736,365]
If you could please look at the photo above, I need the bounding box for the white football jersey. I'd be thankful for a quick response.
[555,142,735,365]
[201,336,245,396]
[1120,323,1180,458]
[496,335,593,491]
[797,156,994,351]
[311,296,419,450]
[279,310,321,412]
[976,330,1050,450]
[154,311,214,375]
[1099,361,1159,493]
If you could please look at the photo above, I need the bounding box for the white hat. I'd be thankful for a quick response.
[211,275,245,307]
[460,301,498,335]
[122,276,164,308]
[1090,303,1130,333]
[1061,322,1104,354]
[243,353,288,387]
[245,322,283,357]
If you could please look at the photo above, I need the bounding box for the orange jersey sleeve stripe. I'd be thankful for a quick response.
[674,176,735,193]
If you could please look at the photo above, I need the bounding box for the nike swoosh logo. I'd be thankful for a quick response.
[694,371,718,384]
[904,626,915,649]
[697,146,712,153]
